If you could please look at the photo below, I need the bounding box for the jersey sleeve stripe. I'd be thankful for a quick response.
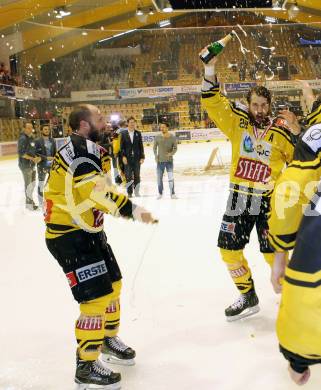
[284,275,321,288]
[230,105,248,120]
[286,268,321,283]
[307,106,321,124]
[288,159,321,170]
[73,171,100,184]
[268,232,295,251]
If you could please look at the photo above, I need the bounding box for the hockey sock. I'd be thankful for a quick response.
[220,248,254,293]
[76,293,113,361]
[104,280,122,338]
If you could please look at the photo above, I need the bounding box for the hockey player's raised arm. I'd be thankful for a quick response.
[199,51,238,140]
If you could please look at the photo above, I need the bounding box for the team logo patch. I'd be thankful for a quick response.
[255,143,271,158]
[76,315,103,330]
[60,141,75,165]
[240,133,271,163]
[243,135,254,153]
[76,260,107,282]
[302,124,321,153]
[235,157,271,183]
[66,271,78,288]
[230,266,248,278]
[220,221,236,234]
[86,139,100,158]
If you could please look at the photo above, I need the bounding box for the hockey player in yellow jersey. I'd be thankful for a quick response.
[199,48,300,321]
[44,104,157,390]
[268,100,321,293]
[276,188,321,385]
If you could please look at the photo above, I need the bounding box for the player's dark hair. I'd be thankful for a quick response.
[160,122,169,128]
[247,86,272,105]
[69,105,92,131]
[127,116,136,122]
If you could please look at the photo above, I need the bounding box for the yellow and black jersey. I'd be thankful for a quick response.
[44,133,133,239]
[112,133,121,155]
[201,79,295,196]
[269,121,321,252]
[277,189,321,359]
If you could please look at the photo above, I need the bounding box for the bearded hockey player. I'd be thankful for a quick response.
[199,49,300,321]
[44,104,157,389]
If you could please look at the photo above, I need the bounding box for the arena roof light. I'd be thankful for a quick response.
[54,7,71,19]
[265,16,277,22]
[98,29,137,43]
[153,0,277,12]
[163,4,173,12]
[159,19,171,27]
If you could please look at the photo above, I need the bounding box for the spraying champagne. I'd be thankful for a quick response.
[199,31,235,64]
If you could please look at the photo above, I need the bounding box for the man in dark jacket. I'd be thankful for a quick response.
[18,121,41,210]
[120,117,145,197]
[35,124,56,204]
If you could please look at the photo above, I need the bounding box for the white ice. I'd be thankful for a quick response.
[1,141,320,390]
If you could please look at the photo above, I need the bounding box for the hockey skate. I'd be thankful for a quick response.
[100,336,136,366]
[75,357,121,390]
[225,290,260,322]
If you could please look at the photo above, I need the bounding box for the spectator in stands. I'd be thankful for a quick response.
[311,53,319,65]
[129,78,135,88]
[120,117,145,197]
[153,122,177,199]
[18,122,41,210]
[35,124,56,205]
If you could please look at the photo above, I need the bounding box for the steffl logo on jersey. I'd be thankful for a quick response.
[243,135,254,153]
[235,157,271,183]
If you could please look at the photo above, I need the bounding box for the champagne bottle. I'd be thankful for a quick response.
[200,31,235,64]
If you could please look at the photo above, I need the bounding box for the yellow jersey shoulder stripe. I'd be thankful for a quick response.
[230,105,248,120]
[270,127,294,146]
[307,105,321,125]
[73,170,100,184]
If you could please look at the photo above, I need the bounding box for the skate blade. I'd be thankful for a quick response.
[100,353,135,367]
[226,305,260,322]
[75,381,121,390]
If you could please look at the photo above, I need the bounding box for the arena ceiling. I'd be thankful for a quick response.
[0,0,320,67]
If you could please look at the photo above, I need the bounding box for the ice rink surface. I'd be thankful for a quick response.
[1,141,321,390]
